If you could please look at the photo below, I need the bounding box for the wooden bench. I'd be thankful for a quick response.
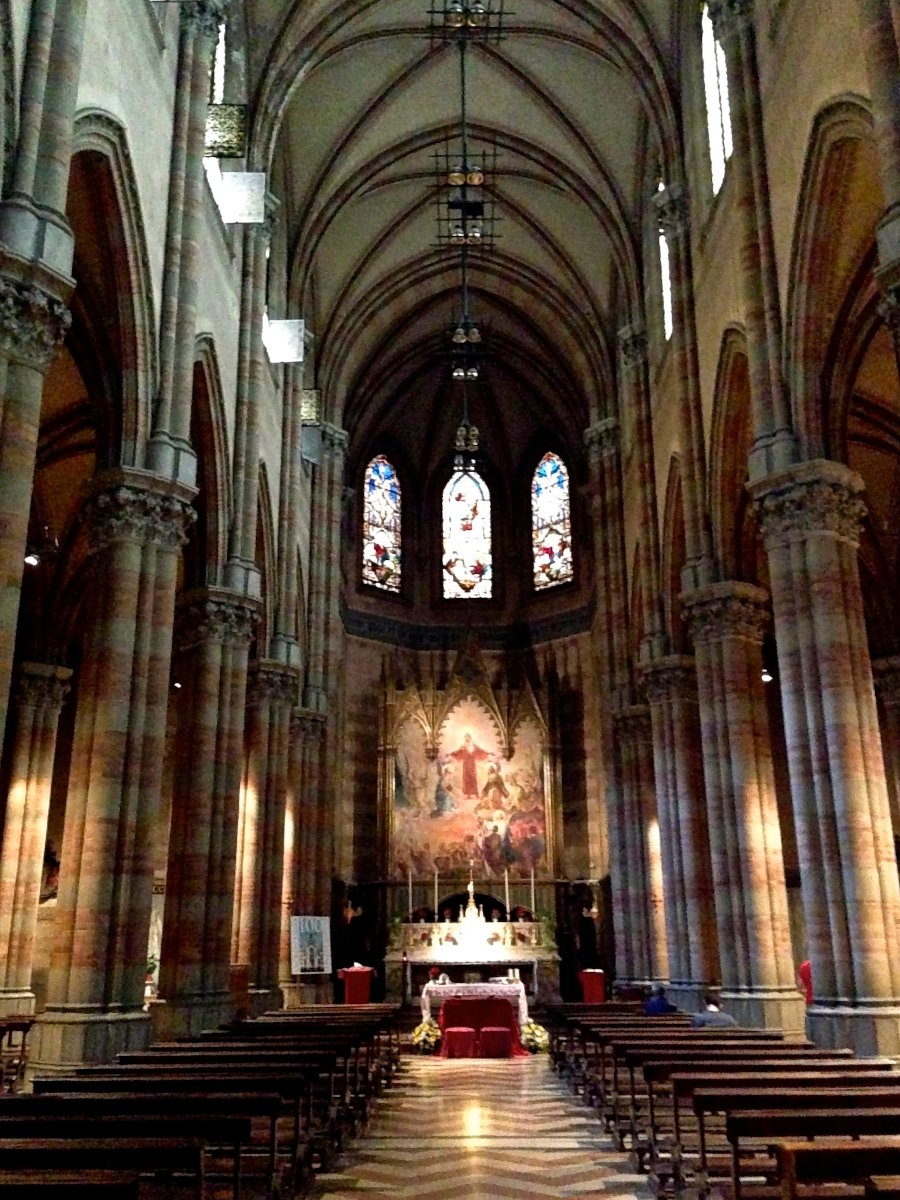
[867,1178,900,1200]
[0,1016,35,1094]
[0,1173,141,1196]
[775,1137,900,1200]
[0,1137,206,1199]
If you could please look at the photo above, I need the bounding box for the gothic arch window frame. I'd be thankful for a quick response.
[360,452,404,596]
[530,449,575,593]
[441,464,494,600]
[701,3,733,195]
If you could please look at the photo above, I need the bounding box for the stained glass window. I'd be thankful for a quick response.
[442,470,492,598]
[362,455,401,592]
[702,5,733,194]
[532,452,574,590]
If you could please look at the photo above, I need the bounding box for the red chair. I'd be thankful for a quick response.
[478,1026,512,1057]
[443,1026,477,1057]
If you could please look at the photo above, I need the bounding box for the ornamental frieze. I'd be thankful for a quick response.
[0,277,71,367]
[682,582,770,645]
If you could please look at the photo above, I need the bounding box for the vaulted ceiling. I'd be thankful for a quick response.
[245,1,684,488]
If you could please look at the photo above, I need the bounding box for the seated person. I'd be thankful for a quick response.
[691,991,737,1027]
[644,985,678,1015]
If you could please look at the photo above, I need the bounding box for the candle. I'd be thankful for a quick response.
[434,869,439,915]
[407,867,413,915]
[504,868,510,916]
[530,867,535,914]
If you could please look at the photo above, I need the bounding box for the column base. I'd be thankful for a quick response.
[0,988,36,1017]
[247,985,283,1018]
[806,1002,900,1057]
[28,1007,152,1077]
[149,991,234,1041]
[720,987,806,1034]
[280,980,304,1009]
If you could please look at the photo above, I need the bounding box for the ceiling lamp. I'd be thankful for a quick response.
[467,2,488,26]
[447,2,466,27]
[452,365,466,378]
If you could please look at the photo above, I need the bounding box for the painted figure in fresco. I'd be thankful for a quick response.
[430,763,456,816]
[479,761,509,811]
[482,823,505,876]
[449,732,490,798]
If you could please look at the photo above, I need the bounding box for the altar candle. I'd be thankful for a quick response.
[407,867,413,915]
[504,868,510,915]
[433,869,439,915]
[530,867,535,914]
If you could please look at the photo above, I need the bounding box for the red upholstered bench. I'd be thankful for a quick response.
[478,1027,512,1058]
[443,1027,477,1058]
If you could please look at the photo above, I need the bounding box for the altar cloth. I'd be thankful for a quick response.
[420,980,528,1027]
[436,996,530,1057]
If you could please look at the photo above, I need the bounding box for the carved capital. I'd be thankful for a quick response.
[653,183,690,239]
[640,655,698,704]
[85,480,197,554]
[583,417,619,459]
[682,581,770,645]
[175,590,258,651]
[14,662,72,711]
[321,422,348,461]
[293,706,326,742]
[878,287,900,334]
[612,703,652,743]
[706,0,754,44]
[181,0,229,42]
[248,661,300,708]
[873,657,900,706]
[749,460,866,548]
[0,277,71,368]
[618,324,648,368]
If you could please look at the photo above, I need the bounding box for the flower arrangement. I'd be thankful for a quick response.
[411,1016,441,1053]
[520,1020,549,1053]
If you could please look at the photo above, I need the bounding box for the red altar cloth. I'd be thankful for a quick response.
[437,997,530,1058]
[338,966,373,1004]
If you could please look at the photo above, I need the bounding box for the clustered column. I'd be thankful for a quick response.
[31,475,195,1072]
[0,663,72,1015]
[156,590,258,1040]
[683,582,805,1030]
[641,658,719,1008]
[232,662,299,1015]
[750,462,900,1054]
[873,658,900,838]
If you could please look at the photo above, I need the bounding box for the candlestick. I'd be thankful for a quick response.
[504,868,510,916]
[407,867,413,915]
[530,867,535,914]
[434,869,439,915]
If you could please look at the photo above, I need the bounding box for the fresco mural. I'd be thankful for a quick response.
[391,696,547,879]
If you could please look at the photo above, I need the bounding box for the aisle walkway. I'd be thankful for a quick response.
[314,1056,653,1199]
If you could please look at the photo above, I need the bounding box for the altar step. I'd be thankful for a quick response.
[312,1055,654,1199]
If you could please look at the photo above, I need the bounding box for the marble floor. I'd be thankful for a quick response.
[313,1056,653,1199]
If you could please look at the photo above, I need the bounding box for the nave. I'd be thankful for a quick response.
[315,1057,650,1200]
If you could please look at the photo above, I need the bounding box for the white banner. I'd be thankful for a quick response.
[290,915,332,975]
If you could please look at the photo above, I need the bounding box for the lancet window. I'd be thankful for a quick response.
[532,452,573,590]
[659,229,673,341]
[702,4,733,194]
[362,455,402,593]
[442,470,492,598]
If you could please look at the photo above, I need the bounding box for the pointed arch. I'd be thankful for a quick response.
[661,455,688,654]
[255,463,276,655]
[361,453,402,593]
[531,451,574,591]
[188,335,231,589]
[708,325,759,583]
[442,468,492,599]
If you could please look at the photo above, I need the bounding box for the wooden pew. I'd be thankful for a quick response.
[0,1137,206,1199]
[867,1178,900,1200]
[0,1175,140,1196]
[775,1137,900,1200]
[726,1109,900,1200]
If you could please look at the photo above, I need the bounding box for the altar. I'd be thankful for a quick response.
[421,980,528,1027]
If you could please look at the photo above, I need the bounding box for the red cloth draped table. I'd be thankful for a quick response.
[338,965,374,1004]
[435,996,530,1057]
[579,968,606,1003]
[443,1027,477,1057]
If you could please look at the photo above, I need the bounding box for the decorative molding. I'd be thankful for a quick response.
[14,663,72,711]
[0,277,71,367]
[749,460,866,547]
[652,182,690,239]
[85,482,197,553]
[175,591,258,650]
[583,417,619,458]
[247,661,300,708]
[682,581,770,645]
[340,600,594,651]
[640,655,698,704]
[618,324,648,367]
[321,422,349,460]
[293,706,326,741]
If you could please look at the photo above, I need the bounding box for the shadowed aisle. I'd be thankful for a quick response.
[313,1056,654,1199]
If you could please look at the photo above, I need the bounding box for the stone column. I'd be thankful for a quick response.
[873,657,900,838]
[153,590,257,1040]
[683,582,805,1030]
[707,0,795,476]
[0,663,71,1015]
[150,0,229,485]
[642,657,719,1010]
[271,362,304,671]
[613,704,669,985]
[30,473,195,1073]
[749,461,900,1054]
[232,661,299,1015]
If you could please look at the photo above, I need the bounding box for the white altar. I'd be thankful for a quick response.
[421,980,529,1027]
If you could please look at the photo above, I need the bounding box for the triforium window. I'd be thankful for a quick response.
[532,452,573,590]
[442,469,492,598]
[362,455,402,592]
[702,4,733,195]
[659,228,673,340]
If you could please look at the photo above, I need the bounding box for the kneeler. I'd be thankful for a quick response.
[477,1026,512,1057]
[442,1027,477,1058]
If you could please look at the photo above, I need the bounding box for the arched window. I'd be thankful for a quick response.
[702,4,733,194]
[362,455,402,592]
[659,228,673,341]
[442,469,492,598]
[532,452,574,590]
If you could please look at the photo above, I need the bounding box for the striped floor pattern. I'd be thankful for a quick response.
[313,1056,653,1199]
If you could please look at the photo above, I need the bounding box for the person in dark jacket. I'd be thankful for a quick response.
[644,985,678,1015]
[691,992,737,1027]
